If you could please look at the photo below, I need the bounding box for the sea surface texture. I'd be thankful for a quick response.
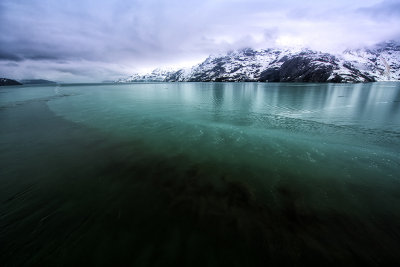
[1,82,400,266]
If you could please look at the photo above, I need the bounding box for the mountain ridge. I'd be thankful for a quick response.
[20,79,57,85]
[117,41,400,83]
[0,78,22,86]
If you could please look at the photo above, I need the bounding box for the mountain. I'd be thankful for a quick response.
[117,41,400,83]
[0,78,22,86]
[20,79,56,84]
[116,68,176,83]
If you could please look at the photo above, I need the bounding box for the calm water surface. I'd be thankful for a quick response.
[1,82,400,266]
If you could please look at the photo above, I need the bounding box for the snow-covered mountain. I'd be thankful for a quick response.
[117,41,400,83]
[116,68,176,83]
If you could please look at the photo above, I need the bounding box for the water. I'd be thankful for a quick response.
[1,82,400,265]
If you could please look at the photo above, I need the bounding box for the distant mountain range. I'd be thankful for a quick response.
[20,79,56,85]
[0,78,22,86]
[117,41,400,83]
[0,78,57,86]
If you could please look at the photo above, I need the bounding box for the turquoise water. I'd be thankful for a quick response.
[1,82,400,265]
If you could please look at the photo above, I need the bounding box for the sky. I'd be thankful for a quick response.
[0,0,399,82]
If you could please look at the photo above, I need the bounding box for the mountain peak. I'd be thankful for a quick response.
[118,42,400,83]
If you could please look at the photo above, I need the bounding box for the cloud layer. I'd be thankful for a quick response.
[0,0,399,82]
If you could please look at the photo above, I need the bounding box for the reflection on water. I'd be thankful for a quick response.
[1,82,400,266]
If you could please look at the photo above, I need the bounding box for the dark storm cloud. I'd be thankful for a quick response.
[0,51,22,62]
[0,0,398,82]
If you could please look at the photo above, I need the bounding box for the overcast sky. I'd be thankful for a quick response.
[1,0,399,82]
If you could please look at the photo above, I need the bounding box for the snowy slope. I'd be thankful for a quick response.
[116,68,176,82]
[341,41,400,81]
[117,41,400,83]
